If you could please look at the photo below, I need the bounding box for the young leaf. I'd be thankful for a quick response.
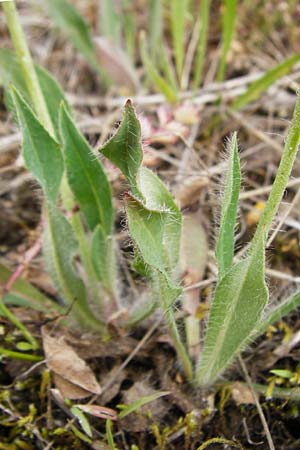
[0,49,71,140]
[125,194,169,273]
[216,133,241,278]
[196,233,268,386]
[118,391,170,419]
[232,54,300,110]
[44,0,98,71]
[91,224,115,292]
[11,87,64,204]
[70,407,92,438]
[43,205,103,331]
[59,104,113,233]
[137,167,182,270]
[253,290,300,340]
[100,100,143,190]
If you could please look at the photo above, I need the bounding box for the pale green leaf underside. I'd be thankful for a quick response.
[216,133,240,278]
[11,87,64,204]
[43,206,101,329]
[59,104,113,233]
[99,100,143,189]
[196,233,268,386]
[91,224,115,292]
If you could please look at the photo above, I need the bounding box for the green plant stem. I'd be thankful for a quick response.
[250,96,300,249]
[0,347,42,362]
[164,307,193,381]
[2,1,55,137]
[70,211,103,308]
[0,302,39,350]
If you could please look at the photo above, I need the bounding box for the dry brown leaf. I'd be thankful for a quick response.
[94,37,139,92]
[42,327,102,399]
[74,404,118,421]
[230,382,257,405]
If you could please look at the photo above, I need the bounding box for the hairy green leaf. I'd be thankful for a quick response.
[125,194,169,273]
[43,205,103,330]
[137,167,182,270]
[91,224,115,292]
[44,0,97,71]
[232,54,300,110]
[196,233,268,386]
[216,133,241,278]
[0,49,71,140]
[100,100,143,190]
[11,87,64,204]
[59,104,113,233]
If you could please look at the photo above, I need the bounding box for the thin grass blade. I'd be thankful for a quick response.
[149,0,163,60]
[99,0,121,44]
[193,0,211,88]
[139,32,178,103]
[216,133,241,278]
[122,0,135,60]
[11,87,64,204]
[44,0,98,71]
[217,0,237,81]
[232,54,300,110]
[118,391,170,419]
[59,103,113,233]
[170,0,188,80]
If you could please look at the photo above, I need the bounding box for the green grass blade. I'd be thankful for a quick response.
[139,32,178,103]
[149,0,163,60]
[0,49,71,141]
[100,0,121,44]
[157,43,178,91]
[253,291,300,340]
[217,0,237,81]
[43,205,104,331]
[11,87,64,204]
[0,263,64,313]
[196,232,268,386]
[122,0,135,60]
[105,419,115,450]
[99,100,143,191]
[193,0,211,88]
[170,0,188,80]
[118,391,170,419]
[215,133,241,278]
[232,54,300,110]
[59,103,113,233]
[44,0,98,71]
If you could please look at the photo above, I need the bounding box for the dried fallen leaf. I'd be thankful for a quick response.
[230,381,257,405]
[74,404,118,421]
[94,37,139,92]
[42,327,101,399]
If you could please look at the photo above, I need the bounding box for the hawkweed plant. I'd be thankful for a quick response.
[1,1,300,388]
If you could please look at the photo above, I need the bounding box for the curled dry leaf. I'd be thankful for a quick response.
[74,404,118,421]
[42,327,102,399]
